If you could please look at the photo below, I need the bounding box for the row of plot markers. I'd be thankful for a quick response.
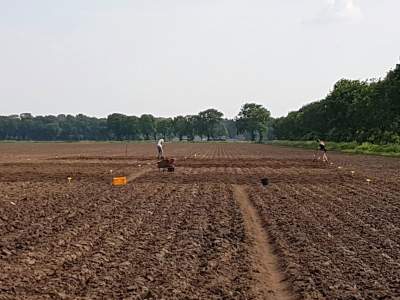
[329,161,372,183]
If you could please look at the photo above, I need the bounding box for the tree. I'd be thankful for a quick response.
[172,116,187,141]
[18,113,34,140]
[107,113,128,140]
[0,115,18,139]
[236,103,271,142]
[214,123,228,138]
[139,114,156,140]
[126,116,140,139]
[197,109,223,140]
[222,119,238,139]
[2,63,397,144]
[185,115,198,141]
[272,63,400,144]
[156,118,173,139]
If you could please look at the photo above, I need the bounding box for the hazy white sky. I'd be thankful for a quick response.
[0,0,399,118]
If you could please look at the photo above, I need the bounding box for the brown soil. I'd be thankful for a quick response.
[233,185,295,300]
[0,142,399,299]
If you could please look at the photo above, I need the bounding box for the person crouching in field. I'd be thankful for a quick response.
[315,139,329,163]
[157,138,165,159]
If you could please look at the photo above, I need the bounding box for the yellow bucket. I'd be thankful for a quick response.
[112,176,127,186]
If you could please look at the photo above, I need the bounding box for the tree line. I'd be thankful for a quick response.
[0,105,271,142]
[273,63,400,144]
[4,63,397,144]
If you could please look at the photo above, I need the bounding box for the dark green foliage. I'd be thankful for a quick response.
[171,115,199,141]
[172,116,187,141]
[236,103,271,142]
[2,64,398,143]
[273,64,400,144]
[156,118,173,139]
[197,109,224,140]
[107,113,128,140]
[222,119,237,139]
[0,114,109,141]
[139,114,156,140]
[0,109,226,141]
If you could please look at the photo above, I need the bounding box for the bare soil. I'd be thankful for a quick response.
[0,142,399,299]
[233,185,294,300]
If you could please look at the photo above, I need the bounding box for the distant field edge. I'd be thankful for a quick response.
[266,140,400,157]
[0,140,156,144]
[0,140,252,144]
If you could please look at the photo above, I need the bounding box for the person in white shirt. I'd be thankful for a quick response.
[157,138,165,159]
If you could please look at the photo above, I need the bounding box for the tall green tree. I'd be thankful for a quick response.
[236,103,271,142]
[222,119,238,139]
[185,115,198,141]
[172,116,187,140]
[126,116,140,139]
[139,114,156,140]
[156,118,173,139]
[273,63,400,144]
[107,113,128,140]
[197,109,223,140]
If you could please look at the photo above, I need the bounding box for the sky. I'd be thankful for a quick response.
[0,0,399,118]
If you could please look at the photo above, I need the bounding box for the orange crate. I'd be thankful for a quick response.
[112,176,127,186]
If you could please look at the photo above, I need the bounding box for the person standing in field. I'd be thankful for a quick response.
[315,139,329,163]
[157,138,165,159]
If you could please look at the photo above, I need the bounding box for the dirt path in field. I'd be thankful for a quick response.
[233,185,295,300]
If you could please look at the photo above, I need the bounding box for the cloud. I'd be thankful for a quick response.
[307,0,363,24]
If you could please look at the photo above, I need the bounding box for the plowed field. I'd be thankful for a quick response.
[0,142,399,299]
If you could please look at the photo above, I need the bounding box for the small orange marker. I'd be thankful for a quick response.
[112,176,127,186]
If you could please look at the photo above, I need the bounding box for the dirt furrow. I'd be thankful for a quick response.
[233,185,295,300]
